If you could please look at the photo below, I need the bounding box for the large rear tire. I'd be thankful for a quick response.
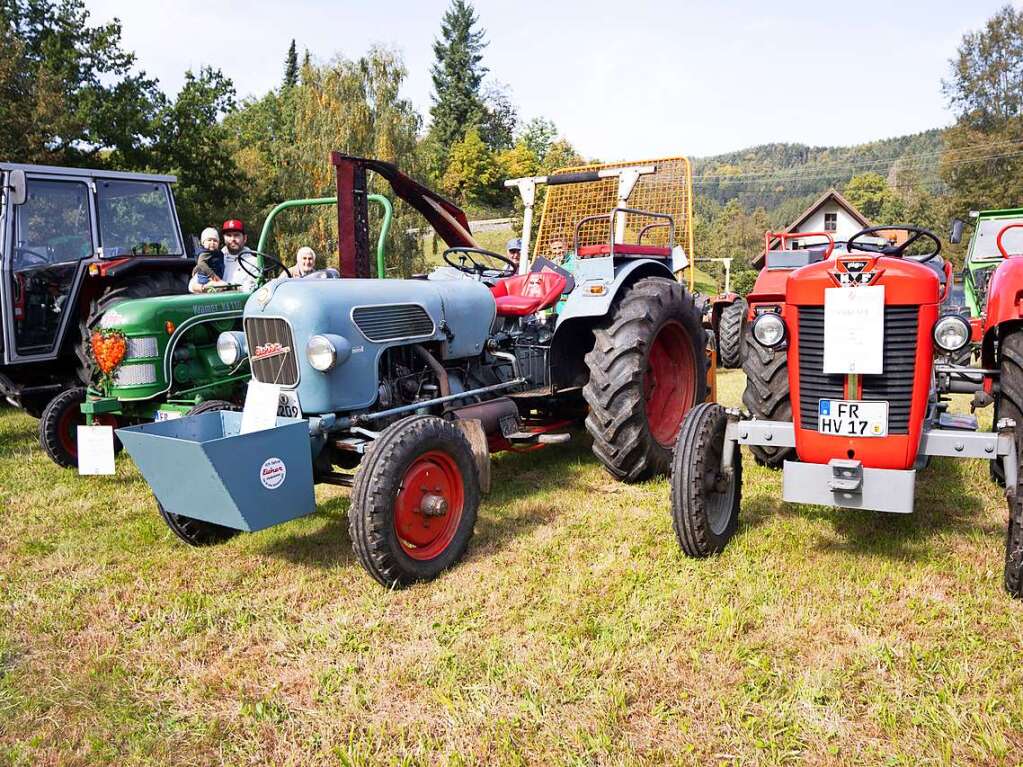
[349,415,480,588]
[741,338,794,469]
[670,403,741,556]
[998,329,1023,596]
[716,298,747,369]
[583,276,707,483]
[75,272,189,384]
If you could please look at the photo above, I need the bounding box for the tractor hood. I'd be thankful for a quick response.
[242,276,496,415]
[99,291,249,333]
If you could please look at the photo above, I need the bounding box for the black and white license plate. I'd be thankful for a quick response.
[817,399,888,437]
[277,390,302,418]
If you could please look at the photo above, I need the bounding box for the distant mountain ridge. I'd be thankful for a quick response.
[692,129,946,220]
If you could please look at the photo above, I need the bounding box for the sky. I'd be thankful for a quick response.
[84,0,1013,160]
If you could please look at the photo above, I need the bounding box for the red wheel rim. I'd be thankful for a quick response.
[394,450,465,561]
[57,403,83,458]
[644,320,696,446]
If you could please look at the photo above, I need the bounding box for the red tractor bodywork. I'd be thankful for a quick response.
[745,231,836,319]
[980,223,1023,372]
[784,255,940,470]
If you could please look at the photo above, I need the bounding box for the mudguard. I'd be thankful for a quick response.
[981,256,1023,368]
[554,258,675,331]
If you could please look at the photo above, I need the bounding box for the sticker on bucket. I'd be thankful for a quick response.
[260,457,287,490]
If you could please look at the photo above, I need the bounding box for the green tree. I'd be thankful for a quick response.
[0,0,162,165]
[541,139,585,173]
[843,173,904,222]
[441,126,501,205]
[283,39,298,90]
[942,5,1023,210]
[427,0,487,168]
[150,67,241,237]
[496,139,538,181]
[520,117,557,163]
[478,80,516,151]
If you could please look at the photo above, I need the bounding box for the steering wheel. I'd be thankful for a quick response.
[442,247,516,281]
[13,247,49,268]
[847,226,942,262]
[237,250,292,282]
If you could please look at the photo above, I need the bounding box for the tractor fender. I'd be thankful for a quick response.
[549,258,676,390]
[981,257,1023,369]
[745,267,790,318]
[554,259,675,330]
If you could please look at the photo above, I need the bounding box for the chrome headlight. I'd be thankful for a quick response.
[216,331,247,365]
[306,334,338,371]
[933,315,971,352]
[752,313,786,348]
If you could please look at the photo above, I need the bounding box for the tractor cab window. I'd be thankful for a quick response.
[8,178,93,354]
[972,217,1023,261]
[96,180,182,257]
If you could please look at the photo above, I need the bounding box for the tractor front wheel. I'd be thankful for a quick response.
[349,415,480,588]
[716,298,747,369]
[670,403,741,557]
[38,387,120,468]
[584,276,707,483]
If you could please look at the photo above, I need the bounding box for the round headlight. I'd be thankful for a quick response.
[306,334,337,371]
[752,313,786,348]
[216,332,246,365]
[933,315,971,352]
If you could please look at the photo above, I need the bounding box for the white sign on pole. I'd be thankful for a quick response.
[823,285,885,375]
[77,425,116,475]
[240,380,282,434]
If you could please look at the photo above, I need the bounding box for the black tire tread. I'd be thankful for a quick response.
[717,298,746,369]
[38,387,86,468]
[741,339,794,468]
[349,415,480,588]
[670,402,741,557]
[1000,330,1023,595]
[583,277,708,483]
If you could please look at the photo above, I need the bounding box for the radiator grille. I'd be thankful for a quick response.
[352,304,434,342]
[244,317,299,387]
[797,305,919,435]
[860,306,918,434]
[797,307,844,430]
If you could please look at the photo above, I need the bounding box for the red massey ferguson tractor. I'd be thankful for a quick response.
[670,225,1023,598]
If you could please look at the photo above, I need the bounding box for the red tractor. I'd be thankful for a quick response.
[670,226,1023,598]
[701,257,746,369]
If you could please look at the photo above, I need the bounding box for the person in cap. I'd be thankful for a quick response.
[189,227,226,293]
[220,219,260,293]
[506,237,522,271]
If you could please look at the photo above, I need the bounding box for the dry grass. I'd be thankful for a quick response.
[2,370,1023,765]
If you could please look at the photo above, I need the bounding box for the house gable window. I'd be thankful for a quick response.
[824,212,838,232]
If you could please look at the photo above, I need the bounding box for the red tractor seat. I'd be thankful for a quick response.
[577,243,672,258]
[490,271,568,317]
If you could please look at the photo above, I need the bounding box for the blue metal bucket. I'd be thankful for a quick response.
[118,412,316,532]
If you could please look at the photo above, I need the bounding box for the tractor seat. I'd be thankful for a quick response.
[490,271,568,317]
[577,243,672,259]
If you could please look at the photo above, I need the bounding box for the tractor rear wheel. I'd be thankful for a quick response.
[349,415,480,588]
[716,298,747,369]
[583,276,707,483]
[670,403,742,557]
[741,338,794,468]
[38,387,120,468]
[156,400,241,546]
[75,272,189,384]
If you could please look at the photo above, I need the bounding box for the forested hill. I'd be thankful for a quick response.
[692,129,945,220]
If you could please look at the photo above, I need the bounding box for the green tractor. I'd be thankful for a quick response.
[951,207,1023,318]
[42,195,393,467]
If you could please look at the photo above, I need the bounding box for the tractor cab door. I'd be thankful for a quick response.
[0,172,97,364]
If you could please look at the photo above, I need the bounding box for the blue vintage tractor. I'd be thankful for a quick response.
[118,154,709,587]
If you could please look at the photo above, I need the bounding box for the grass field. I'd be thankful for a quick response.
[2,370,1023,765]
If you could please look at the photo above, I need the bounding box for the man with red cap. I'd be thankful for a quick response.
[220,218,259,293]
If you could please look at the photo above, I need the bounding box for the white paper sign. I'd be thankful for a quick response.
[823,285,884,375]
[77,425,116,475]
[241,381,282,434]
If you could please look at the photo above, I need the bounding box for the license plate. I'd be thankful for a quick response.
[817,399,888,437]
[277,389,302,418]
